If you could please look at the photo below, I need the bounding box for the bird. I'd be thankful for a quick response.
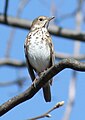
[24,16,55,102]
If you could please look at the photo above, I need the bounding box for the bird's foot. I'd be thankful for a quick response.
[32,78,38,88]
[39,69,47,77]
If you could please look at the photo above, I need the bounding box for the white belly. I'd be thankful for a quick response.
[27,30,50,73]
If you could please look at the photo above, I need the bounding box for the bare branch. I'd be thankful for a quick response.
[0,58,85,116]
[28,101,64,120]
[0,77,27,87]
[4,0,9,22]
[0,59,26,67]
[55,52,85,60]
[0,14,85,42]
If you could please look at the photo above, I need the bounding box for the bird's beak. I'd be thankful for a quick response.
[44,16,55,28]
[48,16,55,21]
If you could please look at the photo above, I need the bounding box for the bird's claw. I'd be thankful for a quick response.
[32,78,38,88]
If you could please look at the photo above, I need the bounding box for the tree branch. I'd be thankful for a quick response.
[0,59,26,67]
[55,52,85,60]
[0,58,85,116]
[0,14,85,42]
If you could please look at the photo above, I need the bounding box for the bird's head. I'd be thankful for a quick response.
[31,16,55,30]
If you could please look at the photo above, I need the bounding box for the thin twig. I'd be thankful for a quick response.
[4,0,9,22]
[28,101,64,120]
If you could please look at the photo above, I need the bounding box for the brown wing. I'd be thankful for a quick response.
[48,33,55,85]
[42,32,55,102]
[24,36,35,82]
[46,32,55,67]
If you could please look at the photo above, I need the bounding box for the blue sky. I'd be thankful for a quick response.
[0,0,85,120]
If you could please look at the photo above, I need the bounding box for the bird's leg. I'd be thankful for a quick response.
[39,69,47,77]
[32,71,46,88]
[32,76,39,88]
[39,69,53,86]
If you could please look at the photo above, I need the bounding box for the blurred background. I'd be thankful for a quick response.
[0,0,85,120]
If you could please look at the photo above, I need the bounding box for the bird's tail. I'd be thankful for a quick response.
[42,80,51,102]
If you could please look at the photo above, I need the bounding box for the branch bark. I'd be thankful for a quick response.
[0,14,85,42]
[0,58,85,116]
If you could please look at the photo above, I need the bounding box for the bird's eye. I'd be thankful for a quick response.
[39,18,43,21]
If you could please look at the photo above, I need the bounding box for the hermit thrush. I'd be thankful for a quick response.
[24,16,55,102]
